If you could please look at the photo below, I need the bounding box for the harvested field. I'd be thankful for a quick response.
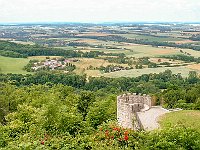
[186,64,200,71]
[72,58,128,77]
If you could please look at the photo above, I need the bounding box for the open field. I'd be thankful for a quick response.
[175,48,200,57]
[174,40,197,44]
[72,58,128,76]
[77,44,182,58]
[186,64,200,71]
[103,66,200,78]
[80,43,200,58]
[0,56,62,74]
[159,110,200,132]
[0,56,30,74]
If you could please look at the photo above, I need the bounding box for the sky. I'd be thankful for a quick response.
[0,0,200,23]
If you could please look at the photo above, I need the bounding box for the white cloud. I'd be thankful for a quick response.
[0,0,199,22]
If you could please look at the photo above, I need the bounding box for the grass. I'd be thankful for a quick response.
[0,56,61,74]
[0,56,30,74]
[159,110,200,132]
[103,66,200,78]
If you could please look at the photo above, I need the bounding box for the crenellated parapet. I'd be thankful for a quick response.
[117,93,152,129]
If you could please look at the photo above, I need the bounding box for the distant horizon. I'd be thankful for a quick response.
[1,21,200,25]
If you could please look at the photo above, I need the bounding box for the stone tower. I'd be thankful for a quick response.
[117,93,151,129]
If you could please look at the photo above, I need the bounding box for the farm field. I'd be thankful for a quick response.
[0,23,200,79]
[159,110,200,132]
[72,58,129,76]
[0,56,30,74]
[1,54,199,78]
[103,66,200,78]
[57,36,200,58]
[0,56,62,74]
[80,44,182,58]
[119,33,184,42]
[186,64,200,71]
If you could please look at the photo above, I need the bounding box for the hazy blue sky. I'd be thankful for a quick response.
[0,0,200,23]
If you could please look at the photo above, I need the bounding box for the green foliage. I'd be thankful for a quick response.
[77,91,95,119]
[0,50,27,58]
[0,72,200,149]
[86,95,116,128]
[23,59,39,72]
[0,40,125,59]
[162,54,200,63]
[141,125,200,150]
[94,122,200,150]
[188,71,199,84]
[162,83,200,109]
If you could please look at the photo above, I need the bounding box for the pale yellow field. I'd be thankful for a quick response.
[186,64,200,71]
[174,40,196,44]
[83,43,200,58]
[72,58,128,77]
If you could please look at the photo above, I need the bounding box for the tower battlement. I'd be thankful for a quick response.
[117,93,151,129]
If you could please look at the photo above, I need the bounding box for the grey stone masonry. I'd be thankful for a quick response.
[117,93,151,129]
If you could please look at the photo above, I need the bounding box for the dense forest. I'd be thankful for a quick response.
[0,70,200,149]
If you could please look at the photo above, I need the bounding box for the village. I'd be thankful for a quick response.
[31,58,78,72]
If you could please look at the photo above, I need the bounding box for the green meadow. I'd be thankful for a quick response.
[159,110,200,132]
[0,56,30,74]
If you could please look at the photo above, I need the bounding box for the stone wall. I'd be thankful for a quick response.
[117,93,151,129]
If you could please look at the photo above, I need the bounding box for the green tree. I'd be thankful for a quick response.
[77,91,95,119]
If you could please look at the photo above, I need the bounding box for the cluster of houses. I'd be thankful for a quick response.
[31,58,78,71]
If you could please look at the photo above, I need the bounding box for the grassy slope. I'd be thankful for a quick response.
[0,56,30,74]
[159,110,200,132]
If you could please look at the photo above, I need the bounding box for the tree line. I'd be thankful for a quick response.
[0,41,124,58]
[1,69,200,109]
